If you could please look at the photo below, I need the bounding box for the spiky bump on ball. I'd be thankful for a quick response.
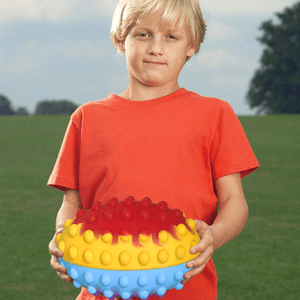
[57,196,200,299]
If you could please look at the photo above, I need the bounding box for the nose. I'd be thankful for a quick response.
[148,37,164,56]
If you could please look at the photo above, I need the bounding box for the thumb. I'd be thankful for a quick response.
[194,220,209,235]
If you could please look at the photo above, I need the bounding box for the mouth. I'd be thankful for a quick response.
[144,61,166,66]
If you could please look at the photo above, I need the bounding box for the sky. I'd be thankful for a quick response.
[0,0,296,115]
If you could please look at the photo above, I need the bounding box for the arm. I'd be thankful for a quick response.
[48,188,82,282]
[182,172,249,283]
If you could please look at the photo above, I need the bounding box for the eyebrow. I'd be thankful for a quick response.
[133,26,185,34]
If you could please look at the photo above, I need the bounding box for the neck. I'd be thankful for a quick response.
[119,82,181,101]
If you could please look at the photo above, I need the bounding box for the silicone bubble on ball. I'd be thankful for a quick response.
[57,196,200,299]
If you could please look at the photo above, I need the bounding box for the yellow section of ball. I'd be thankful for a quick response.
[175,245,186,260]
[158,230,168,243]
[69,224,78,237]
[157,249,169,264]
[101,233,113,243]
[59,221,200,270]
[83,230,94,243]
[56,233,62,245]
[83,249,94,264]
[58,241,65,253]
[138,251,150,266]
[120,235,131,242]
[100,251,112,266]
[176,224,187,237]
[64,219,73,229]
[69,245,78,260]
[187,218,196,229]
[119,251,131,266]
[139,234,150,243]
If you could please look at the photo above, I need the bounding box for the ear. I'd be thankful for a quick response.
[118,40,125,53]
[187,44,196,58]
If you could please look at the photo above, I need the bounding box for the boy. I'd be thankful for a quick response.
[48,0,259,299]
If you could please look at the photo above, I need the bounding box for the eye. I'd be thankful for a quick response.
[136,32,150,39]
[167,35,177,40]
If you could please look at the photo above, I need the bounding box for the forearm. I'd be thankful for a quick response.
[210,195,248,251]
[55,188,82,232]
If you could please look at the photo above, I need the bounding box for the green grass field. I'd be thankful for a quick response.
[0,115,299,300]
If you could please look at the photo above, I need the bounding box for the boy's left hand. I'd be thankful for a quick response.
[181,220,215,284]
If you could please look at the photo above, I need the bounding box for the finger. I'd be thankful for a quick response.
[49,239,64,258]
[57,270,73,282]
[188,244,214,268]
[182,254,212,284]
[194,220,209,235]
[190,232,213,254]
[181,262,207,284]
[50,255,67,273]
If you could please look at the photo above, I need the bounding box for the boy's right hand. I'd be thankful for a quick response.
[49,231,73,282]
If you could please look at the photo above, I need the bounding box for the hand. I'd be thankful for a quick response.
[181,220,215,284]
[48,231,73,283]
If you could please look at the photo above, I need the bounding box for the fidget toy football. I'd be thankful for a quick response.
[57,196,200,299]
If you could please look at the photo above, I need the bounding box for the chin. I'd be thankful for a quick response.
[143,79,168,87]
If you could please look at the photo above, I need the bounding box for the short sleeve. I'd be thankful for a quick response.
[210,102,259,181]
[47,114,81,191]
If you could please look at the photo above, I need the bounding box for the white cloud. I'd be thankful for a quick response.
[201,0,295,15]
[26,38,106,60]
[0,0,78,23]
[197,48,241,69]
[0,0,118,24]
[1,38,108,79]
[206,21,238,40]
[0,0,295,24]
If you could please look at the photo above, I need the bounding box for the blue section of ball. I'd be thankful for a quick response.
[73,281,82,288]
[121,292,131,299]
[156,273,167,285]
[101,274,111,286]
[84,272,94,283]
[70,268,78,279]
[139,290,149,299]
[174,270,183,281]
[104,290,113,298]
[175,283,184,290]
[119,275,130,288]
[138,275,148,287]
[58,257,190,300]
[87,285,97,295]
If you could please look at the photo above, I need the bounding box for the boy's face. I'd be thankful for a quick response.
[119,12,195,90]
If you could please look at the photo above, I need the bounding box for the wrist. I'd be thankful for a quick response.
[210,223,226,250]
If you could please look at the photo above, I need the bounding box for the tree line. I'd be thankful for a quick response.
[0,94,78,116]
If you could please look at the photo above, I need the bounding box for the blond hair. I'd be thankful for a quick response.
[110,0,206,57]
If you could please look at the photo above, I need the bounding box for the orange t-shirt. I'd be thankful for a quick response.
[48,88,259,300]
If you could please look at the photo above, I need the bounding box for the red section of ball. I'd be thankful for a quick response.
[141,197,152,206]
[107,197,118,207]
[140,209,150,221]
[73,196,191,246]
[158,212,167,223]
[103,210,114,221]
[91,202,101,211]
[173,209,183,217]
[124,196,135,206]
[158,201,168,210]
[76,209,85,218]
[87,213,97,224]
[122,208,132,220]
[101,228,111,235]
[120,228,131,236]
[139,228,150,236]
